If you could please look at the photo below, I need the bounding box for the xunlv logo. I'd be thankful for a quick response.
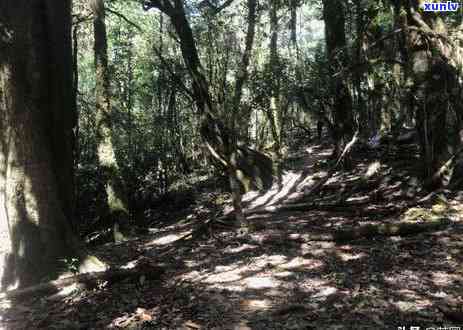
[422,2,460,11]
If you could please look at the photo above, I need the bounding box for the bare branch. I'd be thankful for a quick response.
[106,7,143,31]
[151,45,194,100]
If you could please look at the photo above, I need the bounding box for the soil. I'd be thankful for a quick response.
[1,140,462,329]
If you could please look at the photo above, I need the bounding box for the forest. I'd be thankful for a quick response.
[0,0,462,328]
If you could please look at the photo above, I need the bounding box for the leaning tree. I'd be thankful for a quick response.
[142,0,274,229]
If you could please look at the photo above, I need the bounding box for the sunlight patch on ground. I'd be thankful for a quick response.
[235,145,334,210]
[314,241,335,249]
[396,289,428,303]
[300,278,330,289]
[240,298,272,311]
[345,195,370,204]
[0,300,11,316]
[393,300,423,312]
[214,265,239,272]
[431,271,456,286]
[365,161,381,178]
[251,254,287,268]
[122,260,138,269]
[281,257,324,270]
[184,259,199,268]
[224,243,258,254]
[305,146,316,154]
[244,276,280,289]
[313,286,338,299]
[243,171,307,208]
[318,150,333,157]
[274,271,293,278]
[146,232,191,246]
[384,271,421,284]
[243,170,329,210]
[202,268,244,284]
[325,175,342,185]
[184,254,289,290]
[304,241,336,256]
[335,251,367,262]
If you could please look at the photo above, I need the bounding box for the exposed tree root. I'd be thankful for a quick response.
[334,217,450,242]
[0,261,164,301]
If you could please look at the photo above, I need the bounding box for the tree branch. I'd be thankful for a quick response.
[106,7,143,31]
[151,45,194,100]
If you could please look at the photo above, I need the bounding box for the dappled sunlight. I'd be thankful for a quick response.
[335,251,367,262]
[430,271,459,287]
[312,286,338,299]
[252,254,287,267]
[298,278,330,290]
[224,243,258,254]
[384,271,421,285]
[243,170,310,208]
[365,161,382,178]
[203,268,243,284]
[145,231,191,246]
[2,112,459,329]
[23,176,40,226]
[317,150,333,157]
[186,254,289,286]
[3,0,463,326]
[240,144,334,210]
[273,270,293,278]
[280,257,324,270]
[240,298,272,311]
[244,276,280,289]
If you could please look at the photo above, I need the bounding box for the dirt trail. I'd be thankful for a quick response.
[1,141,463,329]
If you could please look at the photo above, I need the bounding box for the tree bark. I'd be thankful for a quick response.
[0,0,81,288]
[322,0,355,162]
[393,0,461,187]
[91,0,130,241]
[267,0,283,179]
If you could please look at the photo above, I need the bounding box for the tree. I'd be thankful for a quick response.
[266,0,283,178]
[91,0,130,241]
[0,0,80,288]
[322,0,355,159]
[392,0,462,186]
[142,0,273,229]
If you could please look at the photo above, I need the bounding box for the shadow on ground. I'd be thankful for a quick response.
[1,140,462,329]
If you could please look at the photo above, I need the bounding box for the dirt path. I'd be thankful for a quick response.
[1,142,462,329]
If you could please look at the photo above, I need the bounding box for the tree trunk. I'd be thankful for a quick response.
[323,0,354,162]
[353,0,367,136]
[91,0,130,241]
[267,0,283,180]
[394,0,461,187]
[0,0,80,288]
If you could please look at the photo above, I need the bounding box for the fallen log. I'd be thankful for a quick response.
[334,217,451,242]
[221,198,409,221]
[0,261,164,301]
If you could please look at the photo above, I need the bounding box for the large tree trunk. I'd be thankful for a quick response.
[91,0,130,241]
[0,0,80,288]
[323,0,355,161]
[394,0,462,187]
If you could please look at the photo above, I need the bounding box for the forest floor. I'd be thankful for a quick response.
[1,138,463,329]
